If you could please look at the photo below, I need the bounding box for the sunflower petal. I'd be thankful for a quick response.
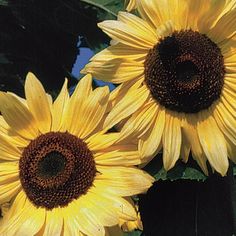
[0,93,39,139]
[98,16,156,49]
[94,144,140,166]
[139,107,165,163]
[64,74,92,131]
[25,72,51,133]
[103,85,149,130]
[71,86,110,139]
[43,208,63,236]
[162,111,182,170]
[95,166,154,196]
[197,111,228,176]
[51,79,69,131]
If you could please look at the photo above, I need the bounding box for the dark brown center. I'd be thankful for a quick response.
[144,30,225,113]
[19,132,96,209]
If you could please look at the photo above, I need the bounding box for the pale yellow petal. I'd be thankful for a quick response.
[94,144,140,166]
[0,116,30,147]
[225,136,236,163]
[0,93,39,139]
[89,192,137,222]
[16,201,46,236]
[162,111,182,170]
[87,132,120,151]
[51,79,69,131]
[0,134,21,161]
[79,191,119,226]
[25,72,51,133]
[0,191,27,235]
[63,74,92,131]
[103,85,149,130]
[182,115,208,175]
[139,106,165,163]
[0,162,18,184]
[0,180,21,204]
[197,0,226,33]
[43,208,63,236]
[126,0,136,11]
[117,11,157,41]
[98,17,156,49]
[82,59,144,84]
[208,8,236,43]
[67,200,105,236]
[119,100,158,141]
[70,86,110,139]
[213,102,236,145]
[95,166,154,196]
[197,111,228,176]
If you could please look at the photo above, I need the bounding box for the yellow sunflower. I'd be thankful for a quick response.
[0,72,153,236]
[82,0,236,176]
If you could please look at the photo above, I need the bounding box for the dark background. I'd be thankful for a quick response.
[0,1,235,235]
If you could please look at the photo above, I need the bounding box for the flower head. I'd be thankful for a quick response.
[0,73,153,235]
[82,0,236,176]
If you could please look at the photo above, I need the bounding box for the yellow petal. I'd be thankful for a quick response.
[91,192,137,222]
[208,8,236,43]
[98,17,156,49]
[16,201,45,236]
[0,93,39,139]
[68,200,105,236]
[197,0,226,33]
[182,115,208,175]
[64,74,92,131]
[0,180,21,204]
[0,134,21,161]
[71,86,110,139]
[95,166,154,196]
[94,144,140,166]
[80,191,119,226]
[0,116,30,147]
[117,11,157,41]
[213,102,236,145]
[0,162,18,184]
[103,85,149,130]
[139,107,165,163]
[87,132,121,152]
[119,100,158,141]
[162,111,182,170]
[51,79,69,131]
[43,208,63,236]
[197,111,228,176]
[0,191,27,235]
[25,72,51,133]
[82,59,144,84]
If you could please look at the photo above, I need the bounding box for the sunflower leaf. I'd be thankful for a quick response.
[123,230,143,236]
[81,0,125,20]
[143,154,207,181]
[0,0,8,6]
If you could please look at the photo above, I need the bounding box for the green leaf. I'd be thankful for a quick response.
[0,0,8,6]
[81,0,125,20]
[143,154,207,181]
[123,230,143,236]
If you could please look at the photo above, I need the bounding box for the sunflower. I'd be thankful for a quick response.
[82,0,236,176]
[0,72,153,236]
